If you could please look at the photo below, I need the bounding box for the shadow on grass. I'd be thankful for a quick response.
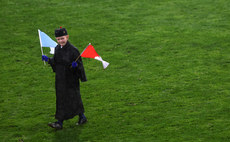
[52,125,82,142]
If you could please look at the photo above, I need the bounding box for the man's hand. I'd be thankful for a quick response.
[42,55,49,62]
[72,61,78,68]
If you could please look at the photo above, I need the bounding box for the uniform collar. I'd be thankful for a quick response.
[59,41,70,49]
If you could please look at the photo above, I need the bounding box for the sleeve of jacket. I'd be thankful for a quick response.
[48,47,57,72]
[77,56,87,82]
[73,47,87,82]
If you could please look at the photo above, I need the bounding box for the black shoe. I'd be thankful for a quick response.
[77,117,87,125]
[48,122,63,130]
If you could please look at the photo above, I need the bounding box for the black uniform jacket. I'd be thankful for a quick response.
[48,41,87,120]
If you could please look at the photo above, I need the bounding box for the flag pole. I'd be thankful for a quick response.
[74,55,81,62]
[74,43,91,62]
[38,29,46,65]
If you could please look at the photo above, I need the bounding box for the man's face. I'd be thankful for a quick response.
[56,35,69,47]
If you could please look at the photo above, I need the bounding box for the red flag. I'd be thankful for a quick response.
[81,44,109,69]
[81,44,99,58]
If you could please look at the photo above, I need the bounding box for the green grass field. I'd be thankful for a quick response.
[1,0,230,141]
